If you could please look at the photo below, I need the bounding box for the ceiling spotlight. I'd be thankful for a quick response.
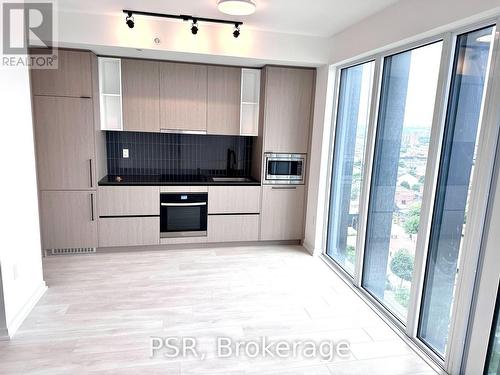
[125,13,134,28]
[233,24,240,38]
[218,0,256,16]
[191,20,199,35]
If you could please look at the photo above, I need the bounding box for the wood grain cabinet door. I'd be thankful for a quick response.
[31,49,92,97]
[207,66,241,135]
[160,62,207,132]
[34,96,95,190]
[40,191,97,250]
[263,67,315,153]
[98,217,159,248]
[208,186,260,214]
[208,214,259,242]
[260,185,305,241]
[122,59,160,132]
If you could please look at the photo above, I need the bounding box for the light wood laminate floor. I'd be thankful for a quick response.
[0,245,438,374]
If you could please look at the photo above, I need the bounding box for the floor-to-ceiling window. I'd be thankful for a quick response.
[418,25,496,357]
[484,286,500,374]
[326,61,374,275]
[324,20,499,372]
[362,42,442,321]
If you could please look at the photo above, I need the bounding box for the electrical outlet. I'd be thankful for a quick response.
[122,148,129,158]
[13,264,19,280]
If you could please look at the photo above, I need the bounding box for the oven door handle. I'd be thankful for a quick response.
[161,202,207,207]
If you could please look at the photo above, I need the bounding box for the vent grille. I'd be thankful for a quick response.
[48,248,96,255]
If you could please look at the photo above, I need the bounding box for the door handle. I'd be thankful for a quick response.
[160,202,207,207]
[89,159,93,188]
[90,193,95,221]
[271,186,297,190]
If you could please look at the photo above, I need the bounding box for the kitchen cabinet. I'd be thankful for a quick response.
[263,67,315,153]
[208,215,259,242]
[240,68,261,136]
[160,62,207,132]
[207,66,241,135]
[40,191,97,250]
[98,57,123,131]
[260,185,305,240]
[98,186,159,216]
[122,58,160,132]
[208,186,260,214]
[31,49,92,98]
[99,217,159,247]
[33,96,95,190]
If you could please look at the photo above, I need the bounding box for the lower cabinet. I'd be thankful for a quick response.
[40,190,98,250]
[98,217,159,247]
[208,185,261,214]
[208,214,259,242]
[98,186,159,216]
[260,185,305,241]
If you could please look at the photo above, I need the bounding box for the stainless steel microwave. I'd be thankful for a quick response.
[264,153,306,185]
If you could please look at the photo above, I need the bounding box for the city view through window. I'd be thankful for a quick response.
[362,41,443,321]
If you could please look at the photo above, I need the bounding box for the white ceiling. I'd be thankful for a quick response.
[58,0,402,37]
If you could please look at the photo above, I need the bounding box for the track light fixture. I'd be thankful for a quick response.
[123,10,243,38]
[191,20,199,35]
[125,12,134,29]
[233,24,240,38]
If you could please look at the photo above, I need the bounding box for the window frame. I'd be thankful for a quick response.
[321,17,500,374]
[324,60,376,277]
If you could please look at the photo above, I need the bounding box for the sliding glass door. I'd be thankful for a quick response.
[326,61,374,275]
[418,25,496,357]
[362,42,442,321]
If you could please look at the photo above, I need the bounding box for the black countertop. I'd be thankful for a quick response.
[98,174,261,186]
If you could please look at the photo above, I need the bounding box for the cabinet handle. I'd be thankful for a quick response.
[271,186,297,190]
[161,202,207,207]
[90,193,95,221]
[89,159,93,188]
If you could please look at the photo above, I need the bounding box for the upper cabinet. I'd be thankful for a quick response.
[122,59,160,133]
[31,49,92,98]
[263,67,315,153]
[98,57,261,136]
[207,66,241,135]
[98,57,123,131]
[207,66,261,136]
[240,68,261,136]
[160,62,208,133]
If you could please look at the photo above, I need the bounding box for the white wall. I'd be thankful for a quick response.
[54,10,330,67]
[304,0,500,254]
[0,27,46,337]
[330,0,500,64]
[303,65,334,254]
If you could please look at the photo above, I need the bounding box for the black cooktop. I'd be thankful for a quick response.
[98,174,260,186]
[103,174,208,183]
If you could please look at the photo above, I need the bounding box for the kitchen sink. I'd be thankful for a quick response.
[211,177,254,182]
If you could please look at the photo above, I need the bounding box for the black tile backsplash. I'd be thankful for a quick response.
[106,131,253,177]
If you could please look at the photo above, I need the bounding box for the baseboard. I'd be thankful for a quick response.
[302,240,315,255]
[0,327,9,341]
[97,240,303,253]
[6,281,47,338]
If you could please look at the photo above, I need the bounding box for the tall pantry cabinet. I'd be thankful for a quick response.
[31,49,104,252]
[258,66,316,241]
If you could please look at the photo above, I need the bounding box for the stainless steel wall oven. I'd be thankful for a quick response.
[160,193,208,238]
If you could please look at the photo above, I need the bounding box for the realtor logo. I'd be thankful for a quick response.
[2,1,58,68]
